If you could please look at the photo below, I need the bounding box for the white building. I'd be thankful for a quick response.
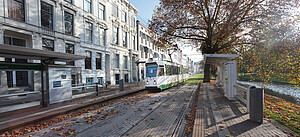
[0,0,139,91]
[136,21,169,81]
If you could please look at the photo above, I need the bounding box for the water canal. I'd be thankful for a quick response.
[238,81,300,106]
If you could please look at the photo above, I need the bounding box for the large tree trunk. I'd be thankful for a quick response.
[203,64,211,83]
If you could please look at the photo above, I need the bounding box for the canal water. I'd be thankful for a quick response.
[237,81,300,106]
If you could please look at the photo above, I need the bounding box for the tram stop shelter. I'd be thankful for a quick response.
[204,54,238,100]
[0,44,85,107]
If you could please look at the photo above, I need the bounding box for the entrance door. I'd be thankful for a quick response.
[16,71,28,87]
[115,74,120,84]
[124,74,128,83]
[6,71,13,88]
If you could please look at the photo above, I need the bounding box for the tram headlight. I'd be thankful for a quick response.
[154,80,156,85]
[147,81,149,85]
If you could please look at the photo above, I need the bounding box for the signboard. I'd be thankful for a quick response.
[48,67,72,104]
[0,64,41,70]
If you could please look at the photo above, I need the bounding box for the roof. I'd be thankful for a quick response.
[204,54,238,65]
[0,44,85,62]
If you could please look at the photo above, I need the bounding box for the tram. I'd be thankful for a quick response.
[145,59,189,91]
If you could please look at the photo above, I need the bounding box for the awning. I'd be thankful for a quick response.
[0,44,85,62]
[204,54,238,65]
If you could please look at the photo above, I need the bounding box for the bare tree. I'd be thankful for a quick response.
[149,0,298,82]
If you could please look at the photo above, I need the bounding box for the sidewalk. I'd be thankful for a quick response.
[193,83,288,137]
[0,83,145,133]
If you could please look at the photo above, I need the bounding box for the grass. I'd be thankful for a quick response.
[183,73,204,85]
[264,94,300,135]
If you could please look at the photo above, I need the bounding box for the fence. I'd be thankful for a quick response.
[234,83,264,123]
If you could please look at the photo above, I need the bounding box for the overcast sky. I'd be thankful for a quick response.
[128,0,203,62]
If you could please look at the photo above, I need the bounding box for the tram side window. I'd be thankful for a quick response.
[158,68,164,76]
[166,65,171,76]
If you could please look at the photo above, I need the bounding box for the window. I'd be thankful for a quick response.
[84,0,91,13]
[132,35,136,50]
[65,43,74,65]
[100,28,106,46]
[42,38,54,51]
[8,0,25,21]
[85,51,92,69]
[113,26,119,45]
[65,0,72,3]
[122,11,127,22]
[146,64,158,77]
[96,53,102,70]
[86,78,93,85]
[4,36,26,47]
[97,77,103,84]
[64,12,73,35]
[122,31,127,48]
[123,56,128,69]
[131,17,135,27]
[99,3,105,20]
[112,3,118,17]
[115,54,120,68]
[85,21,93,43]
[41,2,53,29]
[158,67,164,76]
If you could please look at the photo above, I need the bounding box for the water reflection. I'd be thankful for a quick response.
[238,81,300,106]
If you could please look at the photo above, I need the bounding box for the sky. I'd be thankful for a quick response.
[128,0,203,62]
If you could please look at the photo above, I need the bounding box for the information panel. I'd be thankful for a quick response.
[48,67,72,104]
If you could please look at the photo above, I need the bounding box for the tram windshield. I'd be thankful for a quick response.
[146,64,158,77]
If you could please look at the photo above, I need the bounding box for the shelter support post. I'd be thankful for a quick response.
[41,62,49,107]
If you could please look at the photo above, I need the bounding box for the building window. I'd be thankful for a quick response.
[132,35,136,50]
[4,36,26,47]
[123,56,128,69]
[86,78,93,85]
[85,21,93,43]
[96,53,102,70]
[85,51,92,69]
[115,54,119,68]
[8,0,25,21]
[64,11,73,35]
[84,0,92,13]
[131,17,135,27]
[122,10,127,22]
[41,2,53,30]
[113,26,119,45]
[112,3,118,17]
[99,3,105,20]
[65,0,72,3]
[42,38,54,51]
[97,77,103,84]
[65,43,74,65]
[100,28,106,46]
[122,31,127,48]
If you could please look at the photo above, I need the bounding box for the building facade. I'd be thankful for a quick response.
[0,0,140,91]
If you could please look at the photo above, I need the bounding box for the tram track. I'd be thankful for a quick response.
[5,82,198,137]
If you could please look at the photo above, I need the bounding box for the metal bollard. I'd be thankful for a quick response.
[96,83,99,96]
[249,87,264,123]
[119,79,124,91]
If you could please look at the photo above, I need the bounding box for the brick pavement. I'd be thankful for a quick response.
[122,84,197,137]
[0,83,145,134]
[15,83,196,137]
[193,83,288,137]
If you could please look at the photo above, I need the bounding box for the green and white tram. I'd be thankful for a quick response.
[145,60,189,91]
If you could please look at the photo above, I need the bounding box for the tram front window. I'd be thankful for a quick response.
[146,64,158,77]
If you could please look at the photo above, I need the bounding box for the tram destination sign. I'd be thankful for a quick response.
[0,64,42,70]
